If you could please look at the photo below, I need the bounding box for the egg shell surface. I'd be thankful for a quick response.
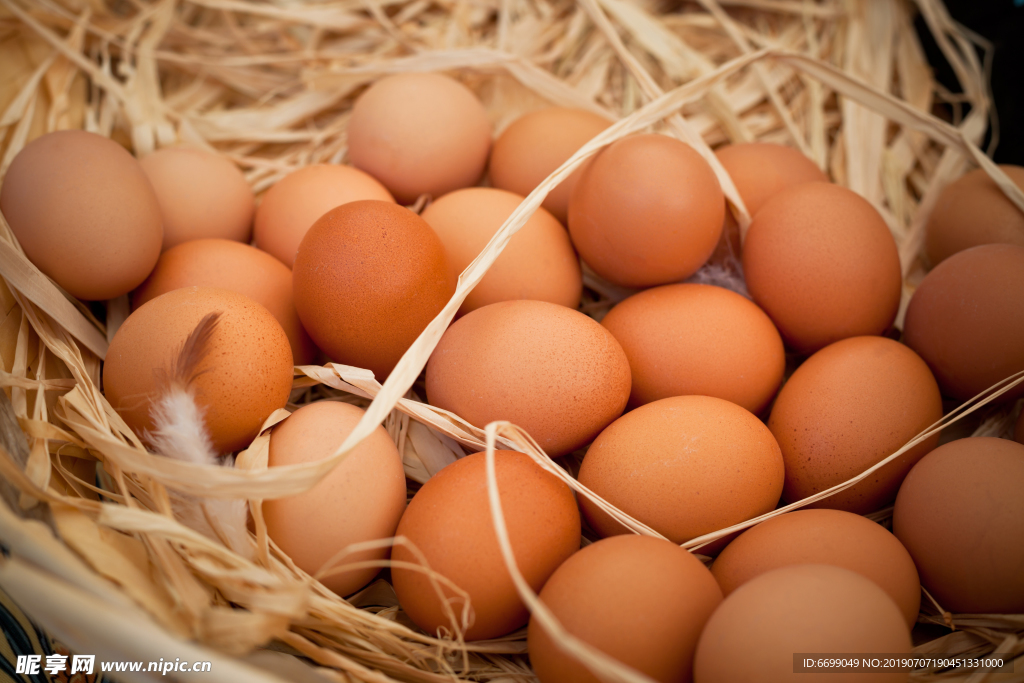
[715,142,828,217]
[601,283,784,413]
[292,200,455,380]
[103,286,294,453]
[133,238,316,364]
[391,450,581,641]
[425,300,630,457]
[139,146,254,250]
[264,401,407,596]
[0,130,162,300]
[694,564,911,683]
[768,336,942,514]
[711,508,920,626]
[742,182,902,354]
[893,437,1024,614]
[253,164,394,267]
[578,395,784,544]
[528,535,722,683]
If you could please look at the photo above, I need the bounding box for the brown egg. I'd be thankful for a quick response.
[293,200,455,380]
[925,165,1024,265]
[716,142,828,217]
[133,239,316,365]
[489,107,613,223]
[139,146,254,250]
[893,437,1024,614]
[103,287,294,453]
[0,130,162,300]
[601,283,784,414]
[903,244,1024,401]
[768,336,942,514]
[1016,411,1024,444]
[392,450,580,641]
[264,401,407,596]
[694,565,911,683]
[347,73,491,204]
[425,300,630,457]
[529,535,722,683]
[420,187,581,315]
[568,134,724,288]
[578,395,784,544]
[253,164,394,267]
[711,509,921,626]
[742,182,902,354]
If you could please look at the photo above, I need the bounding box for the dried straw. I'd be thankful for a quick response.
[1,0,1022,681]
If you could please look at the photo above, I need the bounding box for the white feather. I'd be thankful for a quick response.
[148,386,253,560]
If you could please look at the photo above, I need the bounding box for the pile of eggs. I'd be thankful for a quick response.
[2,70,1024,682]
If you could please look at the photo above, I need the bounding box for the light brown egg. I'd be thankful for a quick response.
[420,187,581,315]
[489,107,613,223]
[139,146,254,250]
[133,239,316,365]
[425,300,631,457]
[0,130,162,300]
[264,401,407,596]
[715,142,828,217]
[601,283,784,414]
[568,134,724,288]
[925,165,1024,265]
[768,336,942,514]
[742,182,902,354]
[292,200,455,380]
[347,73,491,204]
[103,286,294,453]
[578,395,784,544]
[253,164,394,267]
[694,565,911,683]
[903,244,1024,401]
[711,509,921,626]
[528,535,722,683]
[391,450,580,641]
[893,437,1024,614]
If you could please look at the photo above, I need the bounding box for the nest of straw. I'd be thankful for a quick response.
[1,0,1023,681]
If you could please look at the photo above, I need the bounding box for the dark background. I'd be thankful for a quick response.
[918,0,1024,166]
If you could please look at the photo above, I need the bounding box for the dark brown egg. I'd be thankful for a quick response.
[292,200,455,379]
[903,244,1024,401]
[893,437,1024,614]
[768,336,942,514]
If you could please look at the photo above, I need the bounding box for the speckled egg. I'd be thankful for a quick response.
[0,130,162,300]
[392,450,581,641]
[264,401,407,596]
[903,244,1024,401]
[347,73,491,204]
[601,283,784,414]
[489,107,613,223]
[578,395,784,544]
[742,182,902,354]
[103,286,294,453]
[694,565,911,683]
[711,509,921,626]
[292,200,455,379]
[715,142,827,217]
[425,300,631,457]
[568,134,724,288]
[893,437,1024,614]
[528,535,722,683]
[253,164,394,267]
[421,187,581,314]
[925,165,1024,265]
[133,238,316,365]
[768,336,942,514]
[139,146,254,250]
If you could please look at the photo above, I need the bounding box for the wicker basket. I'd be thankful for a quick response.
[1,0,1022,681]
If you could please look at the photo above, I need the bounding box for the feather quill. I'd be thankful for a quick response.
[146,313,253,559]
